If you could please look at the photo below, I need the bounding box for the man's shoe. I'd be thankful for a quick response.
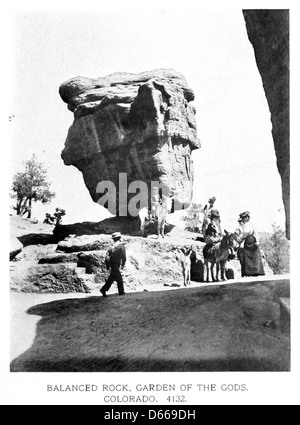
[100,288,107,297]
[119,292,125,296]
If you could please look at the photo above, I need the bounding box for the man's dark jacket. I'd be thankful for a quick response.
[106,242,126,270]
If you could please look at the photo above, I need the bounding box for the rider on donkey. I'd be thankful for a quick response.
[204,209,223,250]
[202,196,216,237]
[204,209,235,259]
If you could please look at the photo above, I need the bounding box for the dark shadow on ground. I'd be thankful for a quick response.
[10,281,290,372]
[191,252,204,282]
[53,217,175,241]
[18,233,56,247]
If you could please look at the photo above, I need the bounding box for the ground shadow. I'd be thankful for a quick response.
[17,233,56,247]
[191,252,204,282]
[10,282,290,372]
[53,217,175,241]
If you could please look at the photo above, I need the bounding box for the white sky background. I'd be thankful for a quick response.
[9,7,285,232]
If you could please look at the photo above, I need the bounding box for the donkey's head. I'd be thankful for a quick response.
[224,230,240,251]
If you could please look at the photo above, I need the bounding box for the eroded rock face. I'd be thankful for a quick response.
[10,264,90,293]
[243,10,290,239]
[59,69,200,215]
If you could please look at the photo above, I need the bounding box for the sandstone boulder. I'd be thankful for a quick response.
[10,263,90,293]
[59,69,200,215]
[10,237,23,261]
[57,234,112,253]
[10,215,56,247]
[38,252,79,264]
[243,10,289,239]
[77,251,107,274]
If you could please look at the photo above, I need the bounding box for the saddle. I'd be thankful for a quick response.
[203,243,219,257]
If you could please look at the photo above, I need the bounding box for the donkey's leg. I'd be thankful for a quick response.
[220,260,227,280]
[211,263,215,282]
[205,260,209,282]
[216,262,220,282]
[141,221,147,238]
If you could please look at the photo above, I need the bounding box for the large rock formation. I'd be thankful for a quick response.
[59,69,200,216]
[243,10,290,239]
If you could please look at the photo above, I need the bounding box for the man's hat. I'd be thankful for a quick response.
[210,209,220,218]
[208,196,216,203]
[112,232,121,239]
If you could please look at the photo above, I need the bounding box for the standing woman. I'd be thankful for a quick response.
[235,211,265,277]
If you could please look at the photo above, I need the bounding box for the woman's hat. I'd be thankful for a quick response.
[239,211,250,220]
[208,196,216,203]
[112,232,122,239]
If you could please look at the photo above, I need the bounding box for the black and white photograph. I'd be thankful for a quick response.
[1,0,298,406]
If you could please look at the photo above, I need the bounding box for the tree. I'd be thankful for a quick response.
[11,155,55,219]
[182,203,204,232]
[260,224,290,275]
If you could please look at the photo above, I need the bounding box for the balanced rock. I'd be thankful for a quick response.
[59,69,200,215]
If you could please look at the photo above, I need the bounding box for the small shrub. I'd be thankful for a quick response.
[260,224,290,275]
[44,208,66,226]
[182,203,204,233]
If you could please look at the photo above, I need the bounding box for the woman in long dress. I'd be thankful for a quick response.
[235,211,265,277]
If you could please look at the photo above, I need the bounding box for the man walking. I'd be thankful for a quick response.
[100,232,126,297]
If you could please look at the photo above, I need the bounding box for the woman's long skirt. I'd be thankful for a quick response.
[238,237,265,277]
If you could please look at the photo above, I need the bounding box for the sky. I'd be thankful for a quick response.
[8,5,287,232]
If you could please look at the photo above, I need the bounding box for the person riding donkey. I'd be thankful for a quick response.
[202,196,216,237]
[203,206,235,260]
[204,208,223,252]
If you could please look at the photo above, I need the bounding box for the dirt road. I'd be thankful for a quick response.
[10,276,290,372]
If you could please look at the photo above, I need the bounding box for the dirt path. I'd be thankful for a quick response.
[10,275,290,372]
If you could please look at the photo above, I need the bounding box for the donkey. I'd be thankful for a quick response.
[180,247,193,286]
[203,231,239,282]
